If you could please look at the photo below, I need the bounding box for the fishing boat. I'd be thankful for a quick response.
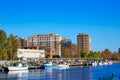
[108,61,113,65]
[98,61,103,66]
[41,61,58,69]
[103,61,109,65]
[5,62,28,71]
[91,61,98,66]
[58,61,70,69]
[43,61,52,67]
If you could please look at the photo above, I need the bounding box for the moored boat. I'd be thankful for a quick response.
[103,61,108,65]
[98,61,103,66]
[5,62,28,71]
[41,61,58,69]
[43,61,52,67]
[108,61,113,65]
[58,61,70,69]
[92,61,97,66]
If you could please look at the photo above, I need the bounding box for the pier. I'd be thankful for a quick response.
[0,58,85,66]
[0,58,115,71]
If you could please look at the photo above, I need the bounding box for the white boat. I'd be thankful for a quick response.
[58,61,70,69]
[103,61,108,65]
[108,61,113,65]
[41,61,58,69]
[98,61,103,66]
[43,61,52,67]
[85,61,92,66]
[92,61,97,66]
[6,62,28,71]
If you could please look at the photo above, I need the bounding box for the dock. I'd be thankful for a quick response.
[0,58,116,71]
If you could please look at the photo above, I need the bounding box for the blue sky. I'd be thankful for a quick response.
[0,0,120,52]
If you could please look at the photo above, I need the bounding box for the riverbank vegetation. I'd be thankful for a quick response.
[0,29,20,60]
[61,43,120,60]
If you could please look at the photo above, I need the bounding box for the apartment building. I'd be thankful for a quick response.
[77,33,91,53]
[28,34,62,57]
[18,37,28,48]
[61,38,71,47]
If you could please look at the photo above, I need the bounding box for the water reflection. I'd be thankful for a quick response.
[0,70,29,80]
[0,63,120,80]
[45,68,53,73]
[8,70,28,77]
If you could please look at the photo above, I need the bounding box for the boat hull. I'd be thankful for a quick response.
[58,65,70,69]
[7,66,28,71]
[41,65,58,69]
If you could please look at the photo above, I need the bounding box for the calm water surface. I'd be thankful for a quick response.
[0,63,120,80]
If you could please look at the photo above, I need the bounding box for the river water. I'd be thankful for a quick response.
[0,63,120,80]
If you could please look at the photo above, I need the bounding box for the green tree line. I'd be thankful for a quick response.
[61,42,120,60]
[0,29,20,60]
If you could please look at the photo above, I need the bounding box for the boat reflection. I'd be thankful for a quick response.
[8,70,29,74]
[45,68,53,73]
[8,70,29,79]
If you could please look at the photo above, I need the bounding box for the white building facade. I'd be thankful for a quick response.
[17,49,45,59]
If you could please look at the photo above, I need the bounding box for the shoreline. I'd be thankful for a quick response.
[113,60,120,63]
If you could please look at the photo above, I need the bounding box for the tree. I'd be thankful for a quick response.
[6,34,20,60]
[61,40,72,58]
[0,29,7,60]
[2,48,8,60]
[73,53,81,58]
[80,52,88,58]
[0,30,20,60]
[87,51,101,59]
[0,29,6,44]
[101,49,112,60]
[92,52,101,59]
[112,53,120,60]
[0,46,2,59]
[53,55,60,58]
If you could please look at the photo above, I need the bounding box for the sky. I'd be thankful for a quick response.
[0,0,120,52]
